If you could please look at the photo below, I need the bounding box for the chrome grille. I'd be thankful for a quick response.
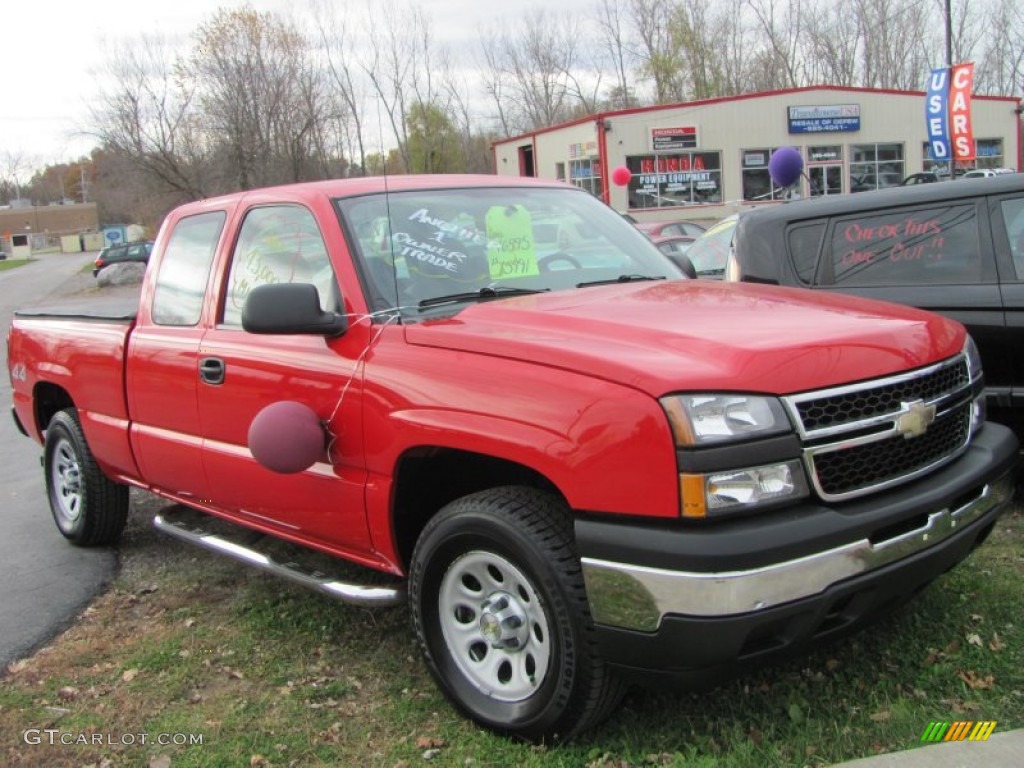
[810,402,971,497]
[795,358,969,434]
[784,353,976,502]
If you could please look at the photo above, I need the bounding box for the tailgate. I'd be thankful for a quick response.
[9,306,137,479]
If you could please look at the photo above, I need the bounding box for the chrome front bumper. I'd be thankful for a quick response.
[581,472,1013,632]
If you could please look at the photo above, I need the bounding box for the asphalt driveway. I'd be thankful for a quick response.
[0,252,120,670]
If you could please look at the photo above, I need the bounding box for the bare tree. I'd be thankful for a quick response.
[745,0,807,89]
[671,0,749,99]
[594,0,641,108]
[89,35,206,200]
[804,0,863,86]
[629,0,687,103]
[478,9,590,134]
[853,0,934,89]
[311,0,369,174]
[360,0,447,172]
[1,150,35,202]
[190,8,321,189]
[974,0,1024,94]
[477,27,516,137]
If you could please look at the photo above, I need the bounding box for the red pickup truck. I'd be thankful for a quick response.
[7,175,1019,742]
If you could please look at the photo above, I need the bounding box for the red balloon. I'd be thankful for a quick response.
[247,401,325,474]
[611,166,632,187]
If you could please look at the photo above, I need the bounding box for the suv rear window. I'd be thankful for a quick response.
[829,204,982,286]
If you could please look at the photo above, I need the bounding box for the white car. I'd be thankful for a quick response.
[961,167,1015,179]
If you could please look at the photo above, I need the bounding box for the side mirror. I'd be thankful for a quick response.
[242,283,347,336]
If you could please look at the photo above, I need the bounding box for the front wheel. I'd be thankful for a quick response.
[409,487,624,743]
[44,409,128,546]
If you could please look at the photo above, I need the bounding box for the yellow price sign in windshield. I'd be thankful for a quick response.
[485,205,540,279]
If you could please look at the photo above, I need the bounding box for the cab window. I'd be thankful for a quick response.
[828,204,983,286]
[152,211,226,326]
[222,205,338,327]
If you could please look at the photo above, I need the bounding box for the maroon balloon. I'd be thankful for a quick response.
[247,401,325,474]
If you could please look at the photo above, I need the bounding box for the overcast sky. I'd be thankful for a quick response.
[1,0,597,176]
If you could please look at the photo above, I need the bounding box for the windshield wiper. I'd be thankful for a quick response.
[417,285,550,310]
[575,274,666,288]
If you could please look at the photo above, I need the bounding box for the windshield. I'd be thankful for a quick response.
[335,186,684,317]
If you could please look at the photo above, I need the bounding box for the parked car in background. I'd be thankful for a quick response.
[678,213,739,279]
[851,171,903,192]
[724,173,1024,430]
[901,172,940,185]
[92,240,154,276]
[962,168,1015,179]
[634,219,708,239]
[648,233,695,261]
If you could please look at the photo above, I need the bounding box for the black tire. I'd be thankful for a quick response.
[409,486,625,743]
[43,408,128,547]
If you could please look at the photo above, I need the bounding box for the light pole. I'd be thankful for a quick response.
[944,0,953,71]
[944,0,954,177]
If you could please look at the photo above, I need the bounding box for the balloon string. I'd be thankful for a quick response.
[324,309,405,458]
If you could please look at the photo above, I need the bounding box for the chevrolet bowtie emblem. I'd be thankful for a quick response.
[896,400,936,439]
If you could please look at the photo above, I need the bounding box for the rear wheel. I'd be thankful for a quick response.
[44,409,128,546]
[409,486,624,743]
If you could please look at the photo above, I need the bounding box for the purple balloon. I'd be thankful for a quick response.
[769,147,804,188]
[248,401,325,474]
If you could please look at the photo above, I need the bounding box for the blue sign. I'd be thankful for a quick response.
[103,226,126,248]
[926,67,951,161]
[788,117,860,133]
[787,104,861,134]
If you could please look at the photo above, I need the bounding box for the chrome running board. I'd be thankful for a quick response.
[153,511,406,608]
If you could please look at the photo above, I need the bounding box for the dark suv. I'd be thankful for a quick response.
[93,240,153,276]
[725,173,1024,429]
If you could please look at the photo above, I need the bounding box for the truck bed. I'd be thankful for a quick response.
[14,294,139,322]
[9,298,139,482]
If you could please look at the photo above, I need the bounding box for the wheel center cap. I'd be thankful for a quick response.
[480,613,502,643]
[478,591,530,651]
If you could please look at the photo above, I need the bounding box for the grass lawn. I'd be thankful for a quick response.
[0,259,31,272]
[2,492,1022,767]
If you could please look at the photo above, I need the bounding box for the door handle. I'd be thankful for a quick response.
[199,357,225,385]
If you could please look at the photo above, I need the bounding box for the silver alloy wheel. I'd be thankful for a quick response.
[438,550,552,702]
[50,436,83,526]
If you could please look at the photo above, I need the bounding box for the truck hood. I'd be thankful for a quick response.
[402,281,965,397]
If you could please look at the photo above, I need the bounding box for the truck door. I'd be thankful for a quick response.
[127,210,227,503]
[196,204,373,555]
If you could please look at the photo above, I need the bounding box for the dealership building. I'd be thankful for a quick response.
[492,85,1022,223]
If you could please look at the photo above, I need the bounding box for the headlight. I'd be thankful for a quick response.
[681,460,809,518]
[963,335,985,434]
[660,394,791,446]
[963,335,982,383]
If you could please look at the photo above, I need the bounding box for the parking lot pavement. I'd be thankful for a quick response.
[828,727,1022,767]
[0,252,122,672]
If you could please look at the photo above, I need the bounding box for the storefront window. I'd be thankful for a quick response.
[921,142,953,176]
[741,148,790,202]
[625,152,723,209]
[806,145,843,196]
[975,139,1005,169]
[849,143,904,193]
[921,138,1005,175]
[569,159,602,197]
